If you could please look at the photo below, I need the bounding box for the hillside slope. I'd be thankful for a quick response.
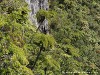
[0,0,100,75]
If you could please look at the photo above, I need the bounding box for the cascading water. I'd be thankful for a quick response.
[25,0,49,34]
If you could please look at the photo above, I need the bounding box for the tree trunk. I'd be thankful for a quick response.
[32,45,44,70]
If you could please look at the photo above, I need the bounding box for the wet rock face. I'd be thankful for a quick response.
[25,0,49,34]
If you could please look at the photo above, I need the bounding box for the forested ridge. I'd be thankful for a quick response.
[0,0,100,75]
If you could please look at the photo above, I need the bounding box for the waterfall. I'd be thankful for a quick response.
[25,0,49,34]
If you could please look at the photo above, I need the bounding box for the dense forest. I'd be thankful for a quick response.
[0,0,100,75]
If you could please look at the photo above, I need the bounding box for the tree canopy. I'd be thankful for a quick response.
[0,0,100,75]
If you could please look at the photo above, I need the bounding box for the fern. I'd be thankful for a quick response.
[33,33,55,49]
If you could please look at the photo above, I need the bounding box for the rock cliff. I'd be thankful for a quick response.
[25,0,49,33]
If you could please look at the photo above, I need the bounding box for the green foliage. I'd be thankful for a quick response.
[33,33,55,49]
[8,43,28,65]
[0,0,100,75]
[45,55,60,70]
[49,0,100,75]
[0,0,34,75]
[36,9,49,23]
